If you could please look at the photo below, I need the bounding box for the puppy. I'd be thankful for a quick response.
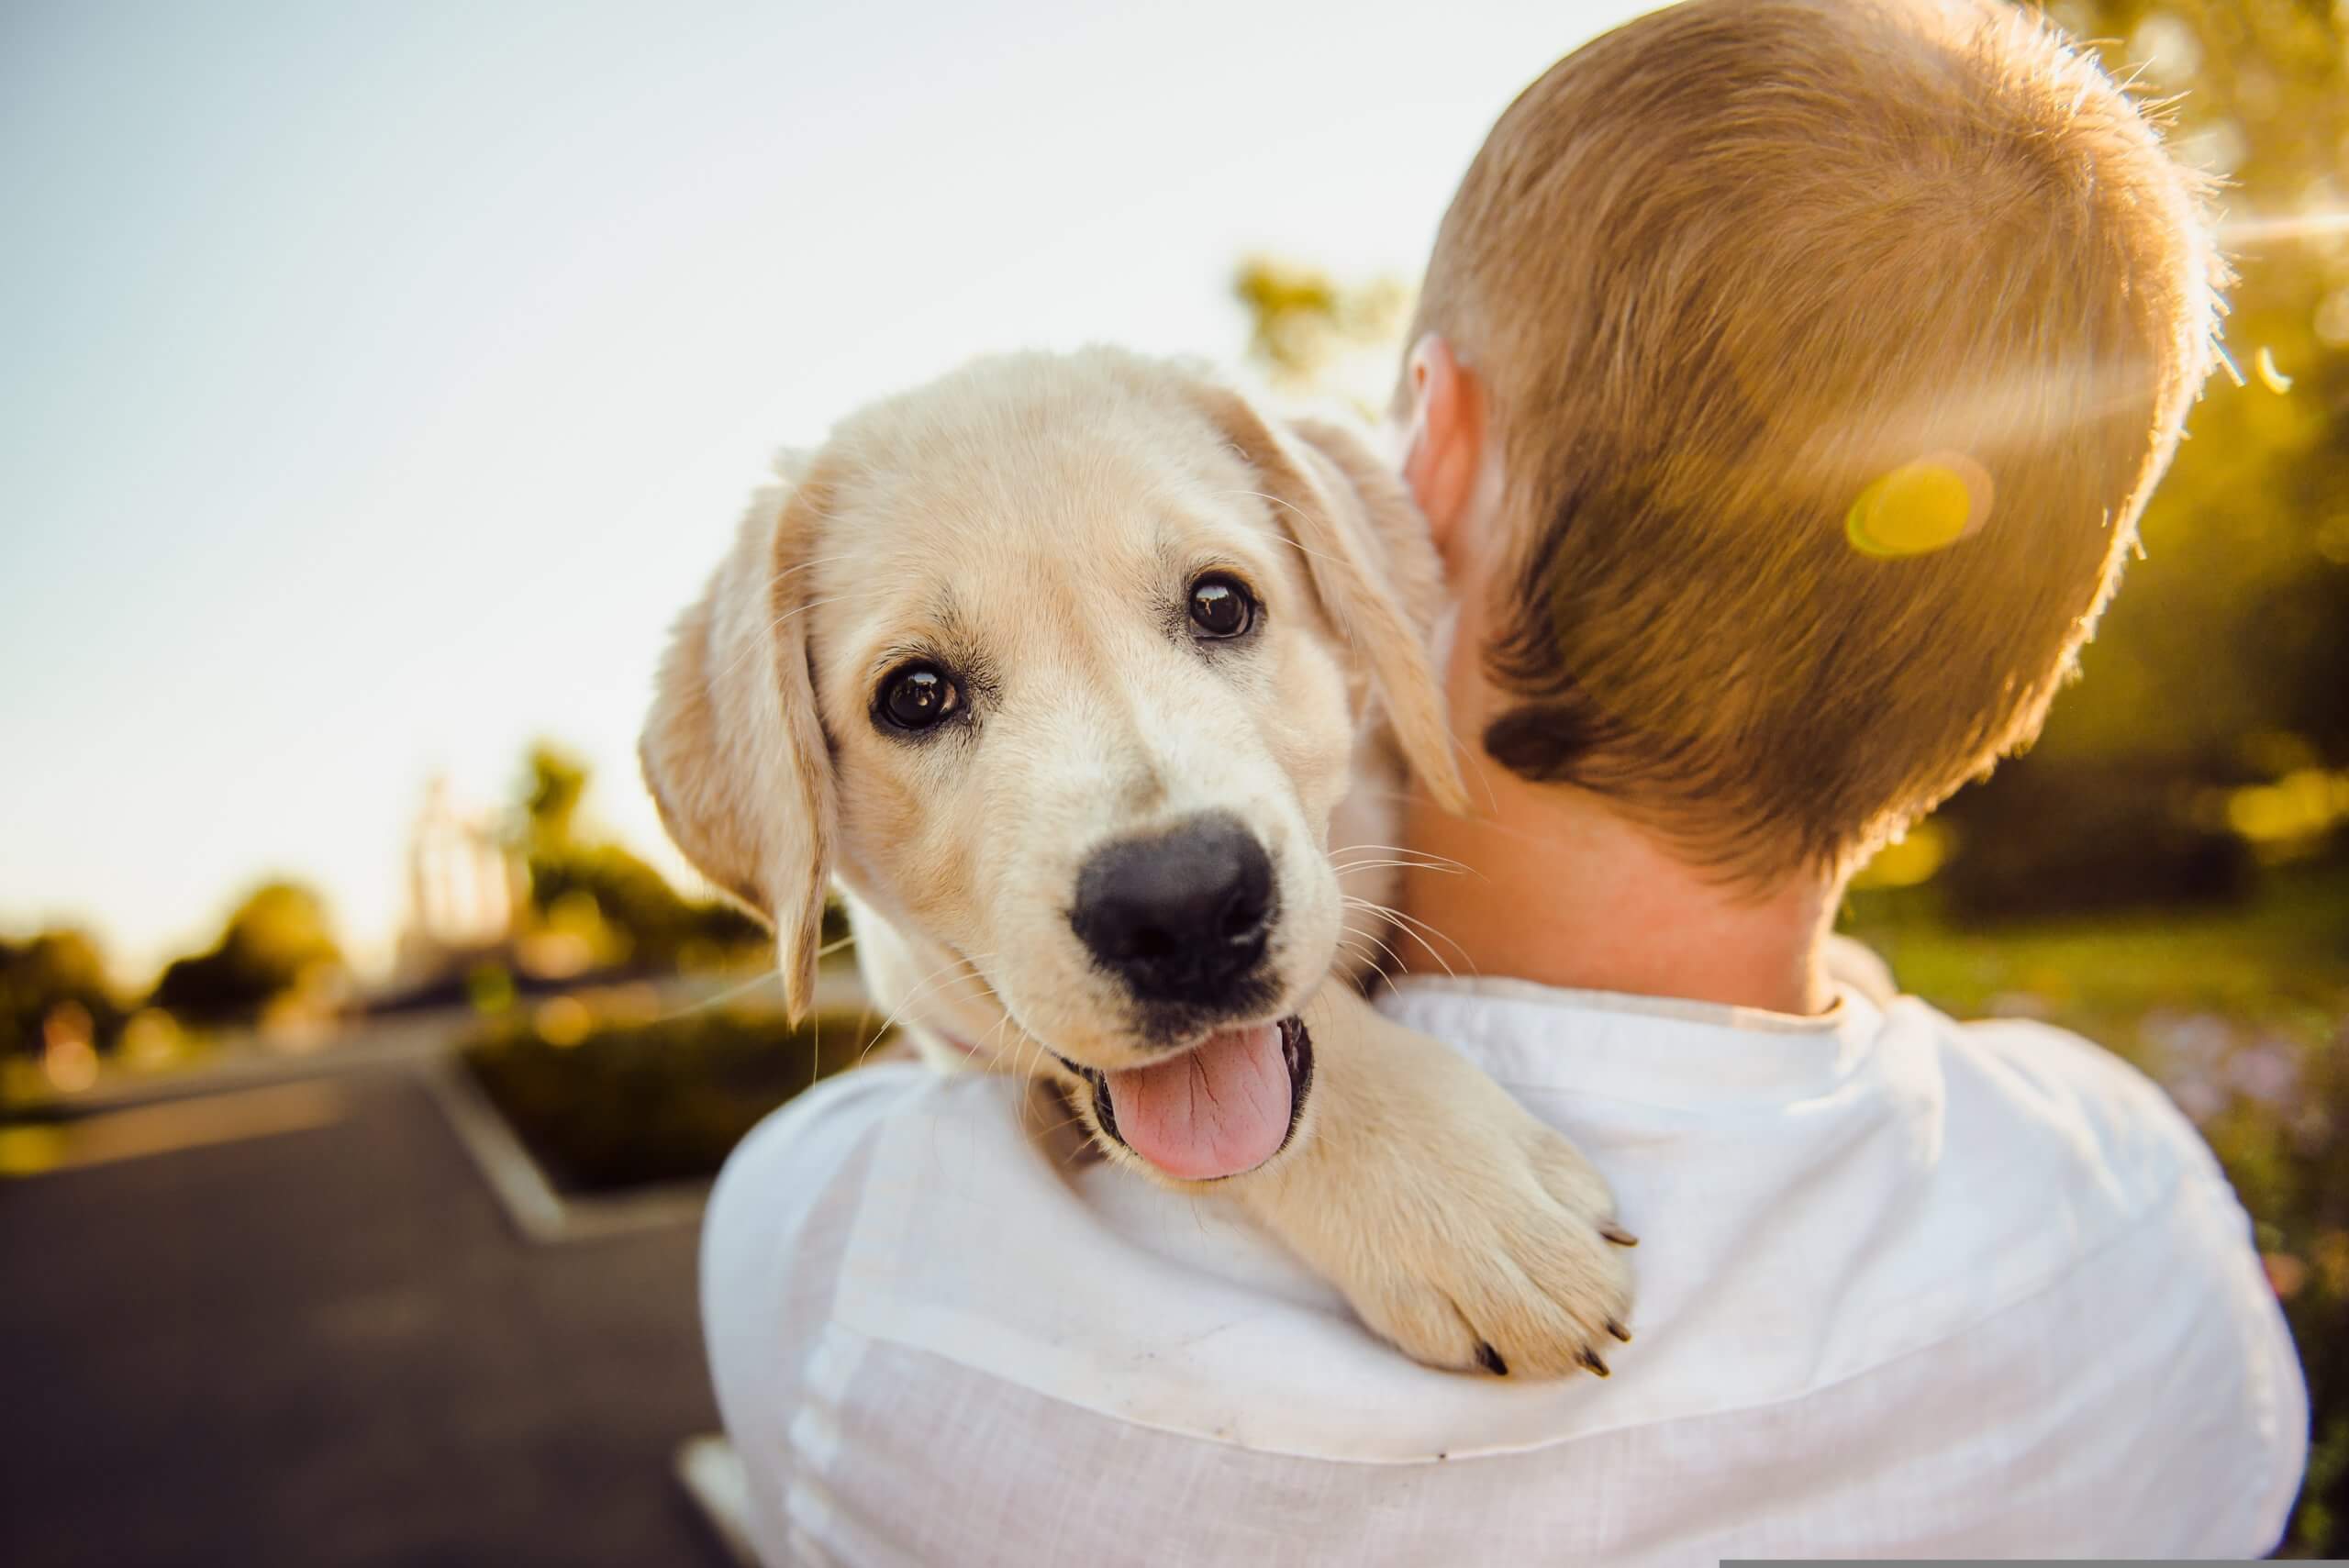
[643,348,1634,1376]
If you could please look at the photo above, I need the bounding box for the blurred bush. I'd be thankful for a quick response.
[6,885,348,1101]
[507,742,771,978]
[0,929,122,1057]
[460,1002,888,1192]
[1937,759,2256,919]
[148,880,347,1028]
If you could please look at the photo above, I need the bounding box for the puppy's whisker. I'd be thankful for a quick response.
[1227,507,1377,653]
[708,578,901,687]
[649,964,784,1025]
[878,949,1008,1056]
[751,552,860,606]
[1330,849,1463,868]
[1208,487,1313,530]
[1451,728,1505,817]
[856,950,996,1062]
[1338,917,1412,980]
[1344,896,1473,981]
[1328,841,1472,875]
[1346,892,1470,956]
[762,552,857,587]
[1226,495,1352,581]
[1034,1105,1094,1141]
[707,592,860,685]
[970,1006,1028,1075]
[1333,859,1464,881]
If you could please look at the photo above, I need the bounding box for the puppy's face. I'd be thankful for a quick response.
[643,350,1463,1178]
[809,371,1358,1068]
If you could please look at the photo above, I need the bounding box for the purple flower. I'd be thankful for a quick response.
[2225,1039,2301,1108]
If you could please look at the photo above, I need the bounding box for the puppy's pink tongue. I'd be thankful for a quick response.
[1104,1022,1290,1181]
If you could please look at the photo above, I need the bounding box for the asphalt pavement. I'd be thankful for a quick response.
[1,1063,728,1567]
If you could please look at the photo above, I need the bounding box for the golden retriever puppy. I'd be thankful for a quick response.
[642,348,1633,1375]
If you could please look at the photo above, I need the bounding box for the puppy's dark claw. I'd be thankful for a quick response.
[1475,1341,1508,1376]
[1599,1221,1639,1248]
[1577,1348,1610,1377]
[1607,1318,1633,1343]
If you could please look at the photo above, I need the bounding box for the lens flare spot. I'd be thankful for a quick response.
[1846,453,1990,559]
[533,995,593,1049]
[2254,346,2293,395]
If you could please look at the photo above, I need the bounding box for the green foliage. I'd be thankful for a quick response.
[460,1006,887,1191]
[1232,255,1412,412]
[1937,759,2258,919]
[509,741,766,972]
[0,929,121,1056]
[149,881,343,1026]
[1933,1,2349,913]
[519,740,590,855]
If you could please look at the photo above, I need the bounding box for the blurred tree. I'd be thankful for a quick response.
[149,882,345,1026]
[1233,256,1412,414]
[509,742,766,973]
[1928,0,2349,909]
[2031,0,2347,767]
[520,741,589,856]
[0,928,123,1056]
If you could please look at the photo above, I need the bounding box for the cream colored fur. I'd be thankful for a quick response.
[643,348,1633,1376]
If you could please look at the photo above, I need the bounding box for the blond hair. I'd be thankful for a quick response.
[1409,0,2221,877]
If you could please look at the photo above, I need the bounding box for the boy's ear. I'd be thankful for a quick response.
[1399,333,1486,573]
[1186,380,1470,815]
[640,470,838,1019]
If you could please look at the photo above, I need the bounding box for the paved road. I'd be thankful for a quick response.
[1,1065,728,1567]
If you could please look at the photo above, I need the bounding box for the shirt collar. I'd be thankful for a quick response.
[1378,973,1887,1106]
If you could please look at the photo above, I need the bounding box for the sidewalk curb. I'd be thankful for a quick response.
[674,1436,759,1568]
[422,1058,710,1245]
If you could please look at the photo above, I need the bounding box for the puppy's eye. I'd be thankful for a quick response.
[1187,573,1256,640]
[877,662,960,731]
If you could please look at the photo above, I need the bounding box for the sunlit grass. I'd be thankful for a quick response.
[1843,861,2348,1033]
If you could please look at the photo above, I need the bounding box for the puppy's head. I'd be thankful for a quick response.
[643,350,1463,1177]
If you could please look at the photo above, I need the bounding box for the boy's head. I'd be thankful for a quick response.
[1398,0,2221,882]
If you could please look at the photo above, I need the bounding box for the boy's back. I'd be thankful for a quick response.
[704,975,2305,1564]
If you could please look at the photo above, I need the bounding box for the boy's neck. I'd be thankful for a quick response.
[1393,769,1840,1017]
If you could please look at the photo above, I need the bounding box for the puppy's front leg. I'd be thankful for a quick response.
[1226,982,1636,1377]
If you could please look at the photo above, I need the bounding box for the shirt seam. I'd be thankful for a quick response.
[1386,973,1853,1034]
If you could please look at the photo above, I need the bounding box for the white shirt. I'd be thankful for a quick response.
[701,977,2308,1565]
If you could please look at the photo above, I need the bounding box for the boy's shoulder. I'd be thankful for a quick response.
[707,1061,1024,1237]
[1916,997,2233,1205]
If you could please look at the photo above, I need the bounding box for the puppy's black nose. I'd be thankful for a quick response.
[1070,812,1275,1004]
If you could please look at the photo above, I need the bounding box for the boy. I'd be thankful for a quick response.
[701,2,2307,1559]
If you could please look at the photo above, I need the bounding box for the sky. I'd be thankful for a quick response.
[0,0,1646,981]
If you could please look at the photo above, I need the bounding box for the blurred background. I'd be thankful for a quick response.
[3,0,2343,1561]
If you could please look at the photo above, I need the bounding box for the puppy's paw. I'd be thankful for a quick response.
[1230,985,1638,1379]
[1335,1118,1636,1379]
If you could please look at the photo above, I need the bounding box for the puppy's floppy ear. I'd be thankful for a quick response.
[640,469,838,1019]
[1189,383,1471,815]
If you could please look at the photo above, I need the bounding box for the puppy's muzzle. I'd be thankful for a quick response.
[1068,810,1275,1006]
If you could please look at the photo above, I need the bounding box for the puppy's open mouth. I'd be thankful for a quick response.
[1054,1016,1312,1182]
